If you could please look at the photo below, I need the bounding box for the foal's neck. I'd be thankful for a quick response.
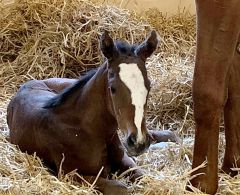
[59,62,117,132]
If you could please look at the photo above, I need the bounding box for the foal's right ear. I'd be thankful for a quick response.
[100,30,118,60]
[135,30,159,60]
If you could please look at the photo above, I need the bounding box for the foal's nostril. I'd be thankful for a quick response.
[127,134,136,147]
[126,133,151,156]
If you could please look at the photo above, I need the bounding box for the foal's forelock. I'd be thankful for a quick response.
[119,63,148,143]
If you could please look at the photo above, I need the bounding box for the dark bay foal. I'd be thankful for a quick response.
[7,31,160,194]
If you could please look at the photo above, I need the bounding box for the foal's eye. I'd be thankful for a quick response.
[110,86,116,94]
[109,72,114,78]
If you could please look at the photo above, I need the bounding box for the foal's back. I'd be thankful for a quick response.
[7,78,76,147]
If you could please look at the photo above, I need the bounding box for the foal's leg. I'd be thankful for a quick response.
[82,176,128,195]
[148,130,180,143]
[53,154,128,195]
[108,133,143,181]
[189,1,240,194]
[222,50,240,176]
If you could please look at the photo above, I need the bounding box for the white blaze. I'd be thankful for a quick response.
[119,63,148,143]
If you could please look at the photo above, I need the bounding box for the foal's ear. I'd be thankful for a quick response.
[100,30,118,60]
[135,30,159,60]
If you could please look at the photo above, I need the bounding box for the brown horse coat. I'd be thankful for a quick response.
[189,0,240,194]
[7,31,164,195]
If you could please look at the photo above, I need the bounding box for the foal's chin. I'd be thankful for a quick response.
[126,147,149,157]
[123,141,150,157]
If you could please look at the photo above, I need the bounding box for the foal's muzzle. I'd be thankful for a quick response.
[125,133,151,156]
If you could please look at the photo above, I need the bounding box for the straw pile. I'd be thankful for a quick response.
[0,0,238,194]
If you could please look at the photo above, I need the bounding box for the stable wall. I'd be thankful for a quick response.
[98,0,196,15]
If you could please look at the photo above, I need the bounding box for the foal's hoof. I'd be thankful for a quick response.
[129,170,144,182]
[104,180,129,195]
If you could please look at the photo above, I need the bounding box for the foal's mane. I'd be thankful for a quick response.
[43,69,97,108]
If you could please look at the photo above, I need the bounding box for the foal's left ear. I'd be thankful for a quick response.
[100,30,118,60]
[135,30,159,60]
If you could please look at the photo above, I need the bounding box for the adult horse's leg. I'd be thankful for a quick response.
[189,0,240,194]
[222,47,240,176]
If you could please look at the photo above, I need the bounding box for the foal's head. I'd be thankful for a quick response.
[101,30,159,156]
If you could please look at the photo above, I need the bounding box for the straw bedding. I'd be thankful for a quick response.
[0,0,239,194]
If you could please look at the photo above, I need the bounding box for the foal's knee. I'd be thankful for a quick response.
[100,180,129,195]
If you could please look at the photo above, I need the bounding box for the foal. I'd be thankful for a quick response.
[7,31,159,194]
